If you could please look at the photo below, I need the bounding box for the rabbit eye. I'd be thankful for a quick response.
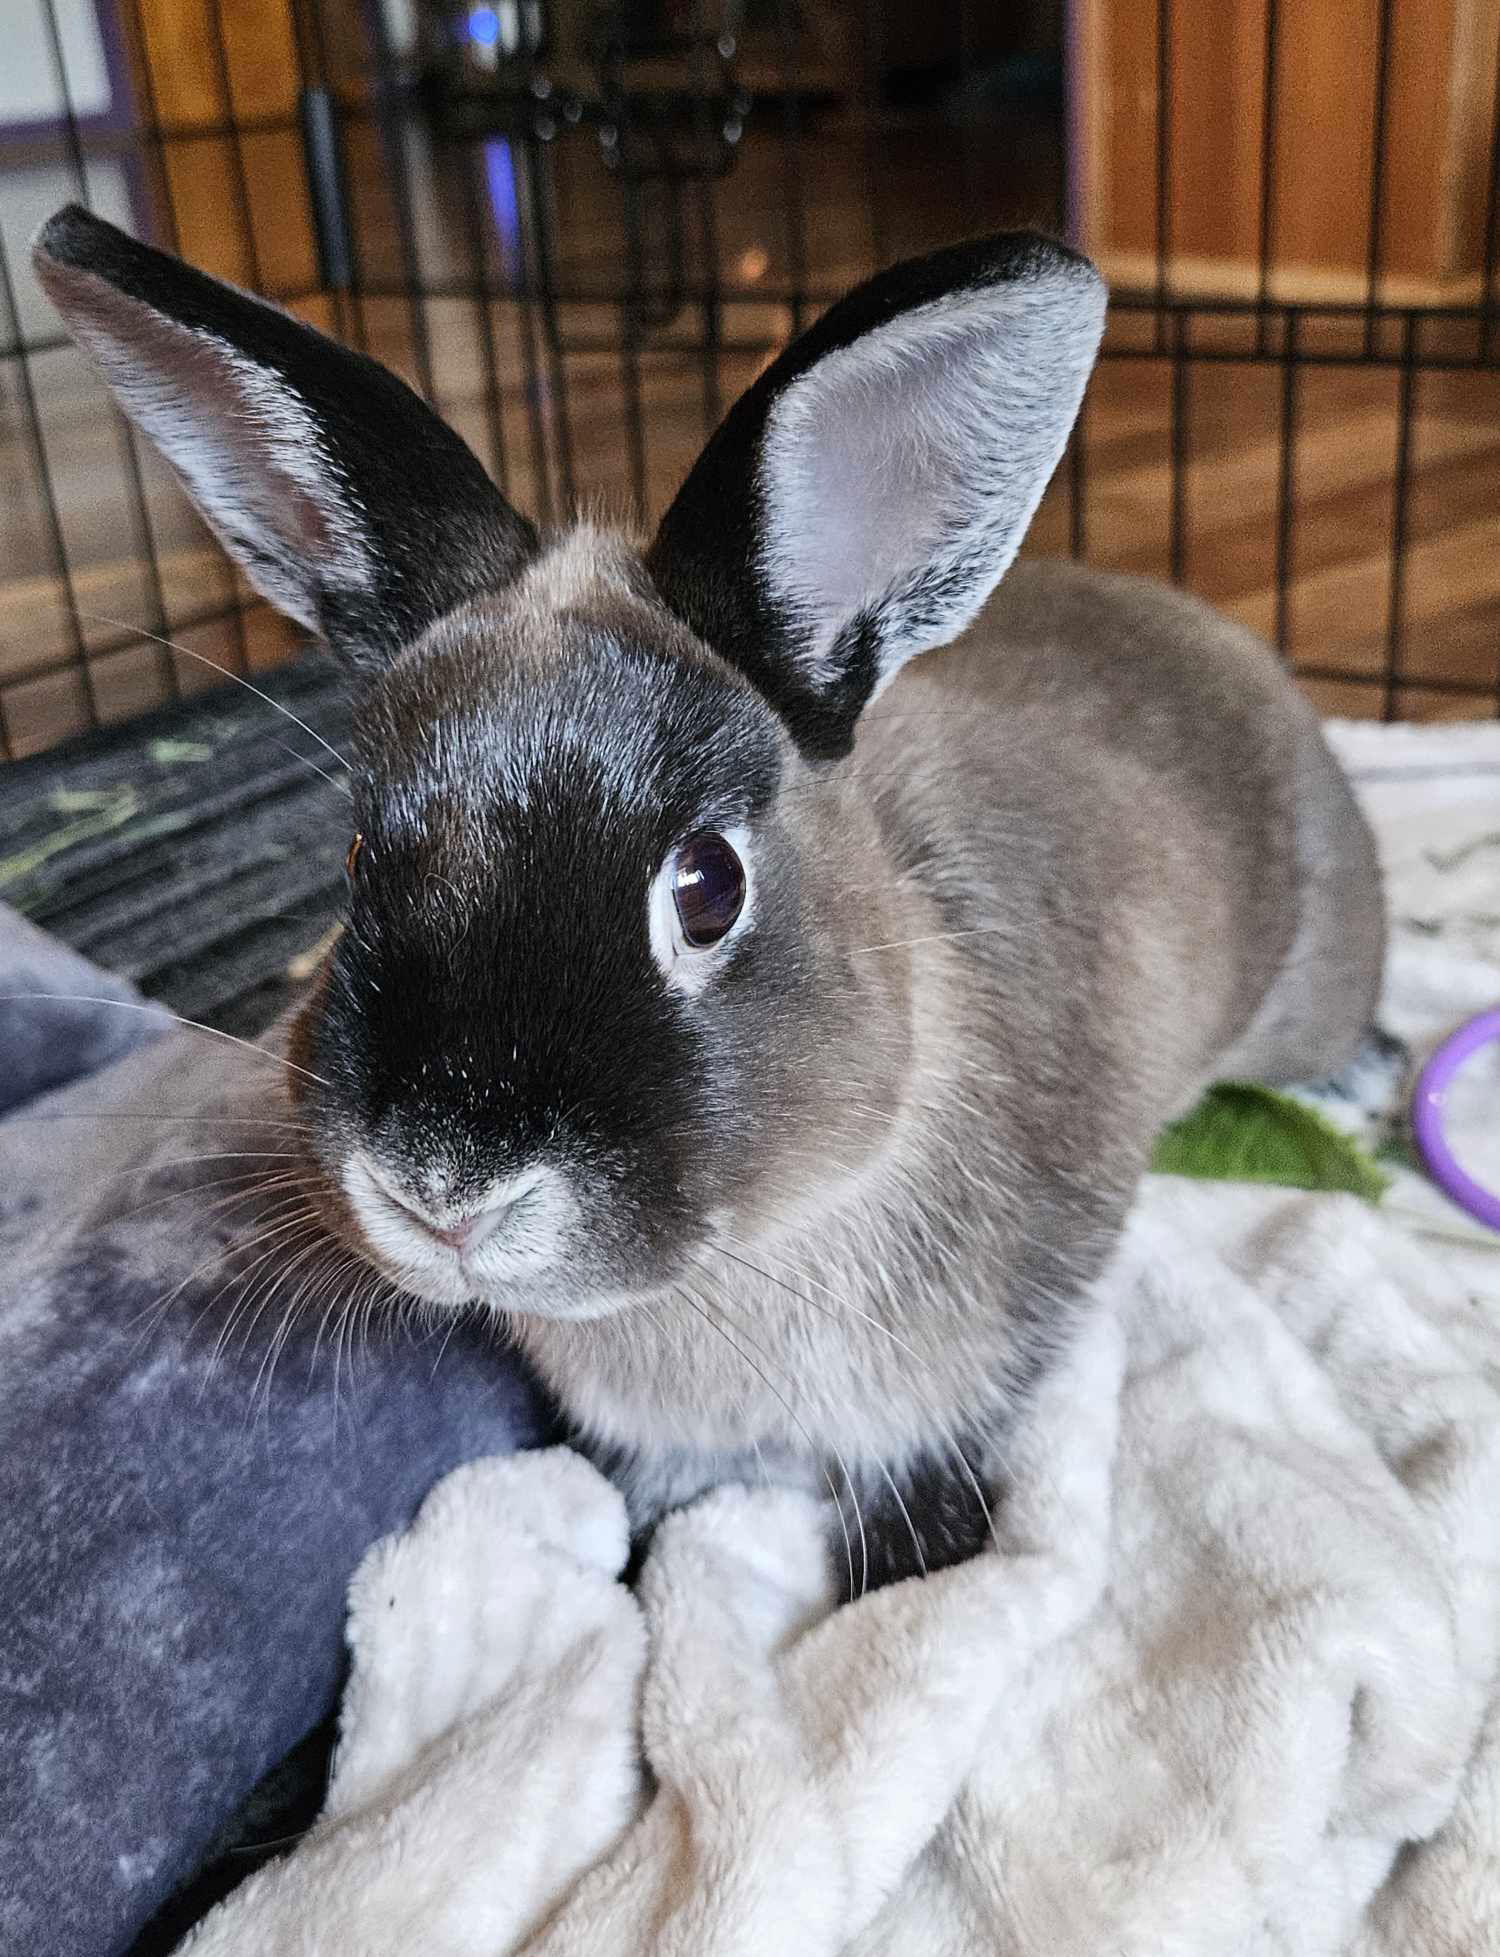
[345,833,365,881]
[672,832,746,948]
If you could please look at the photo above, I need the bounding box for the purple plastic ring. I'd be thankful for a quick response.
[1411,1007,1500,1233]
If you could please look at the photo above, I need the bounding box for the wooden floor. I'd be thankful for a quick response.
[3,107,1497,759]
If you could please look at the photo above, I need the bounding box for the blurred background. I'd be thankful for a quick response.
[3,0,1499,1031]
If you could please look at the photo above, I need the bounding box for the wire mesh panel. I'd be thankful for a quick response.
[1069,0,1500,718]
[2,0,1498,765]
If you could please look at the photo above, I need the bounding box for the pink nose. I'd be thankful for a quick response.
[427,1201,512,1255]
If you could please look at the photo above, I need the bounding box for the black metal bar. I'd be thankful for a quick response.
[1481,18,1500,365]
[862,0,890,268]
[122,0,251,692]
[1068,399,1089,560]
[503,142,556,527]
[687,31,724,437]
[1168,309,1189,583]
[37,0,180,711]
[35,0,91,204]
[606,37,650,524]
[1364,0,1396,358]
[122,0,183,259]
[362,0,437,401]
[44,299,1492,370]
[17,313,1500,376]
[510,22,577,516]
[1382,312,1418,720]
[300,88,355,296]
[694,182,724,438]
[1254,0,1281,357]
[15,272,1500,347]
[201,0,265,290]
[1273,309,1299,658]
[954,0,978,233]
[194,0,264,678]
[1154,0,1174,350]
[518,141,578,514]
[288,0,368,350]
[0,174,105,751]
[453,141,513,496]
[777,0,810,334]
[0,595,284,694]
[1106,291,1500,323]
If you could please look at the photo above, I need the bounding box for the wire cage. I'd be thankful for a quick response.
[2,0,1499,772]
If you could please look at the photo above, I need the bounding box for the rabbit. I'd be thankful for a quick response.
[34,206,1383,1596]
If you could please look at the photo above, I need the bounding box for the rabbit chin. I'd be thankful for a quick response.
[346,1228,645,1322]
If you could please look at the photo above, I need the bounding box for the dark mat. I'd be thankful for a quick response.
[0,652,352,1035]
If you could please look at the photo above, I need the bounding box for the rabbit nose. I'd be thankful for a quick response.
[429,1199,514,1254]
[348,1152,559,1266]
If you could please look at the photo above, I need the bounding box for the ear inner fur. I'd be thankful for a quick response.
[646,232,1105,758]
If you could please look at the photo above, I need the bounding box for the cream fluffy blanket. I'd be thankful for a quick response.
[181,723,1500,1956]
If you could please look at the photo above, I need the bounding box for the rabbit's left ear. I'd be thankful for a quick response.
[647,234,1105,758]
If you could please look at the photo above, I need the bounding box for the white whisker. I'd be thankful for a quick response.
[3,1111,311,1132]
[200,1220,324,1393]
[223,1213,330,1353]
[114,1167,303,1229]
[873,1457,927,1578]
[715,1234,1000,1558]
[132,1199,319,1360]
[248,1241,341,1418]
[93,1149,299,1185]
[847,925,1008,955]
[1,995,331,1090]
[268,732,350,799]
[678,1278,870,1600]
[76,608,351,773]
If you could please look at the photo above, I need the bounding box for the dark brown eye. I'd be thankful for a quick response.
[345,832,365,881]
[672,832,746,949]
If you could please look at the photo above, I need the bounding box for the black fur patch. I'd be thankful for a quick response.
[838,1444,1005,1599]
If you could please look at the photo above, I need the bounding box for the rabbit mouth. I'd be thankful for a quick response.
[323,1144,692,1321]
[337,1147,576,1305]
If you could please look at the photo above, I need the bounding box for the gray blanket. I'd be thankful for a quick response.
[0,903,545,1954]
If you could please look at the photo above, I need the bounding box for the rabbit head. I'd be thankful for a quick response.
[33,207,1104,1323]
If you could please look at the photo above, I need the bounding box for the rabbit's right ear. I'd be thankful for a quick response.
[32,206,537,675]
[647,234,1105,758]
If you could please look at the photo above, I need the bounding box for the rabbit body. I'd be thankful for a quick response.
[34,209,1384,1591]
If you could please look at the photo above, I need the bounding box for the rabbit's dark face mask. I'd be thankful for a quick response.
[32,207,1103,1317]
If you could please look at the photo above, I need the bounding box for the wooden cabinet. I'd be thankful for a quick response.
[1073,0,1500,303]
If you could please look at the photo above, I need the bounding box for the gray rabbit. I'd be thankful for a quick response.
[35,209,1382,1593]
